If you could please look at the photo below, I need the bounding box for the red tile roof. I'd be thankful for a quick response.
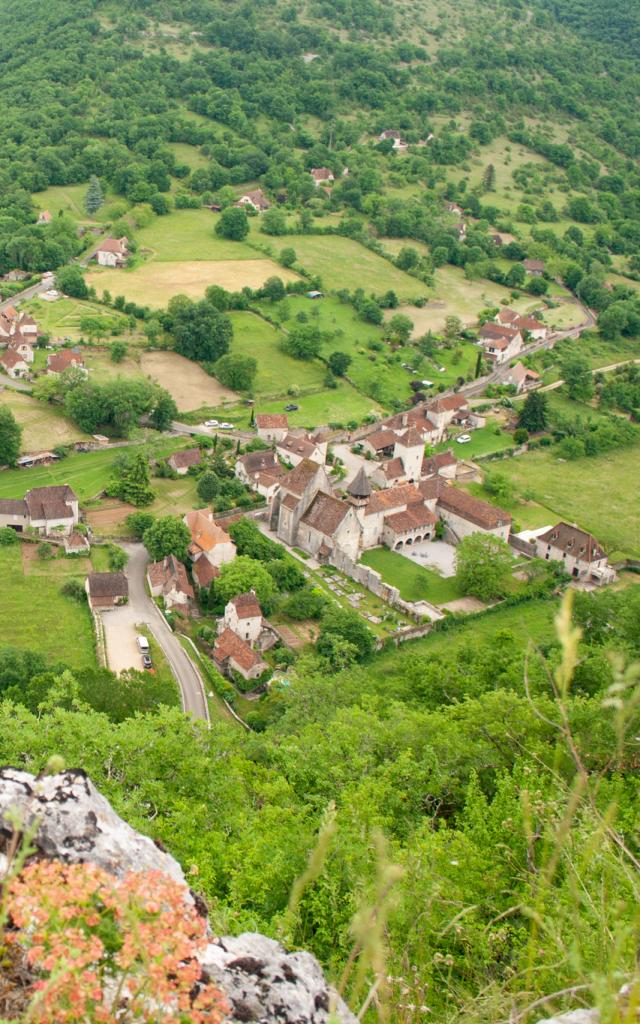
[256,414,288,429]
[384,505,437,534]
[229,592,262,619]
[214,628,265,673]
[366,483,423,515]
[300,492,351,536]
[192,558,219,588]
[438,485,511,529]
[169,448,202,470]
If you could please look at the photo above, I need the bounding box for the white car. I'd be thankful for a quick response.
[204,419,219,427]
[219,422,234,429]
[439,367,446,372]
[456,434,472,444]
[421,379,433,387]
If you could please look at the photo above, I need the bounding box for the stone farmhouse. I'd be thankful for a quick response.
[497,309,548,341]
[8,334,35,363]
[0,485,79,535]
[95,237,129,268]
[236,189,270,212]
[478,323,523,364]
[85,572,128,611]
[503,362,541,393]
[235,449,285,501]
[523,259,545,277]
[535,522,615,584]
[183,510,236,570]
[213,628,268,682]
[147,555,195,613]
[167,448,201,475]
[47,349,85,376]
[0,349,29,379]
[255,414,288,443]
[379,130,408,151]
[310,167,334,186]
[213,592,276,681]
[276,432,326,468]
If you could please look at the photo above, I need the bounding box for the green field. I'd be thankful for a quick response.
[170,142,210,170]
[464,482,554,533]
[360,547,463,604]
[249,383,384,429]
[0,449,119,501]
[230,311,326,396]
[438,421,516,459]
[136,208,257,261]
[0,545,96,668]
[281,235,430,300]
[498,444,640,558]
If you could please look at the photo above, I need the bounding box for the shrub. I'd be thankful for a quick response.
[0,527,19,546]
[60,579,87,602]
[37,542,53,560]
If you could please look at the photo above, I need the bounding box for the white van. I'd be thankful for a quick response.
[136,635,150,653]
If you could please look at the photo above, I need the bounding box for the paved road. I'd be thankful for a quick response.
[100,543,210,723]
[172,421,254,443]
[0,277,51,313]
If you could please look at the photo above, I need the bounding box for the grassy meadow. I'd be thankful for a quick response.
[282,235,430,300]
[0,391,90,452]
[0,545,96,668]
[360,547,463,605]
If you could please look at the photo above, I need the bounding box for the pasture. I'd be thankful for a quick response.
[229,311,326,396]
[281,235,430,300]
[0,448,118,501]
[0,545,96,669]
[85,259,298,308]
[135,208,257,261]
[0,390,89,451]
[251,382,384,429]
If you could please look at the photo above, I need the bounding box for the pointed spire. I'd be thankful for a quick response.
[347,467,372,498]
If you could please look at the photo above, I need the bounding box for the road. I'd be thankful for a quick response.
[172,420,254,443]
[0,277,51,313]
[100,543,210,723]
[539,357,640,393]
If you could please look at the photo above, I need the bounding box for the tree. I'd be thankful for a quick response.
[213,353,257,391]
[482,164,496,191]
[215,556,276,610]
[396,247,419,271]
[561,352,594,401]
[262,276,286,303]
[196,471,221,502]
[215,206,249,241]
[125,511,155,538]
[279,247,296,268]
[0,406,22,467]
[85,175,104,215]
[266,558,305,592]
[456,534,513,600]
[444,315,463,343]
[112,451,155,506]
[280,324,322,360]
[55,266,88,299]
[483,471,515,504]
[317,606,374,661]
[327,351,352,377]
[143,516,191,562]
[170,300,232,363]
[110,341,128,363]
[261,209,287,235]
[518,391,548,433]
[387,314,414,345]
[0,526,19,545]
[149,389,178,431]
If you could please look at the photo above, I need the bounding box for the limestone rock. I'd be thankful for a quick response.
[0,767,185,882]
[0,768,356,1024]
[536,1011,600,1024]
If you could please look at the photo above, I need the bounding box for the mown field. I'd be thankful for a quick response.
[0,448,119,500]
[282,235,430,300]
[360,547,463,605]
[0,390,90,451]
[85,258,299,308]
[0,545,96,668]
[136,208,257,261]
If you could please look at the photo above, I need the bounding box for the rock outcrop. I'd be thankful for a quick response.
[0,767,356,1024]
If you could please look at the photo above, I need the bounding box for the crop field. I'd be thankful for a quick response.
[282,235,430,300]
[140,350,238,411]
[0,390,89,451]
[0,545,96,668]
[498,443,640,558]
[25,297,131,341]
[85,259,299,308]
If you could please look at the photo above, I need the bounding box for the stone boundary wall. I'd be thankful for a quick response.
[329,549,433,623]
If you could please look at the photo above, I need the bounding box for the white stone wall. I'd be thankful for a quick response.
[439,508,510,542]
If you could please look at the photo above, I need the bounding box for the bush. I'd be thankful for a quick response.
[37,542,54,560]
[0,527,19,546]
[513,427,529,444]
[60,579,87,602]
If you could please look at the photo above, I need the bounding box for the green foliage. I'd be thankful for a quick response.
[0,526,19,546]
[85,175,104,215]
[196,470,220,502]
[327,351,352,377]
[125,511,155,539]
[106,543,127,571]
[110,340,128,363]
[228,518,284,561]
[280,323,322,360]
[561,352,594,400]
[110,451,155,507]
[55,265,88,299]
[215,206,249,241]
[317,605,375,662]
[213,352,257,391]
[167,297,233,364]
[456,533,514,600]
[214,555,275,611]
[37,541,53,560]
[143,516,190,562]
[0,406,22,467]
[518,391,548,433]
[282,586,326,620]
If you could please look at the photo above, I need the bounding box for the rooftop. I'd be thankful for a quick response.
[86,572,128,598]
[300,492,351,536]
[214,628,265,673]
[229,591,262,619]
[437,485,512,530]
[537,522,605,562]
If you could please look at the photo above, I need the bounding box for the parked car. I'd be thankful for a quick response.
[219,422,234,429]
[136,635,150,653]
[141,654,153,670]
[456,434,472,444]
[421,379,434,387]
[284,404,299,412]
[204,419,219,427]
